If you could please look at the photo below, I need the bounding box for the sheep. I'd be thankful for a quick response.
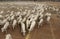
[0,15,4,19]
[45,13,51,16]
[45,13,51,24]
[0,11,4,14]
[17,7,20,10]
[2,19,8,25]
[12,19,17,30]
[22,17,26,23]
[37,13,44,28]
[29,20,36,32]
[15,11,20,17]
[38,18,43,28]
[22,12,27,16]
[18,18,22,24]
[0,15,3,18]
[5,34,12,39]
[33,14,39,21]
[52,7,56,11]
[28,14,35,22]
[1,21,9,33]
[20,9,22,11]
[17,15,22,24]
[45,7,48,10]
[10,11,14,16]
[40,8,44,14]
[10,15,15,21]
[26,14,35,30]
[17,15,22,21]
[26,19,30,29]
[21,22,26,36]
[39,14,43,19]
[52,7,59,12]
[55,8,59,12]
[25,9,27,12]
[25,12,30,18]
[47,16,51,22]
[6,16,11,21]
[49,7,52,10]
[28,15,33,20]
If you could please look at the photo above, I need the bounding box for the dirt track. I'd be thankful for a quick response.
[0,2,60,39]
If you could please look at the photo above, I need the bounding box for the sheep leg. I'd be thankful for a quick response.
[23,32,26,36]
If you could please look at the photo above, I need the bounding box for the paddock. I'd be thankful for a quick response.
[0,2,60,39]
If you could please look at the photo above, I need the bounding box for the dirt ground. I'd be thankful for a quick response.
[0,2,60,39]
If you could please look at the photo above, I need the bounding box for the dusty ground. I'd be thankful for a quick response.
[0,2,60,39]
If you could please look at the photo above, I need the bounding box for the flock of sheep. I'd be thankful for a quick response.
[0,3,60,39]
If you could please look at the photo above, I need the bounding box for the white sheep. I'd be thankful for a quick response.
[10,15,15,21]
[22,12,26,16]
[17,15,22,20]
[55,8,59,12]
[0,11,4,14]
[17,16,22,24]
[25,9,27,12]
[17,7,20,10]
[25,10,30,18]
[2,19,8,25]
[10,11,14,16]
[29,20,36,32]
[5,34,12,39]
[12,19,17,30]
[40,8,44,14]
[1,21,9,33]
[15,11,20,16]
[45,7,48,10]
[47,16,51,22]
[22,17,26,22]
[26,19,30,29]
[20,9,22,11]
[39,14,43,19]
[21,22,26,36]
[52,7,56,11]
[45,13,51,24]
[6,16,11,21]
[0,15,3,18]
[45,13,51,21]
[45,13,51,16]
[18,18,22,24]
[38,18,43,28]
[33,14,39,21]
[26,15,34,29]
